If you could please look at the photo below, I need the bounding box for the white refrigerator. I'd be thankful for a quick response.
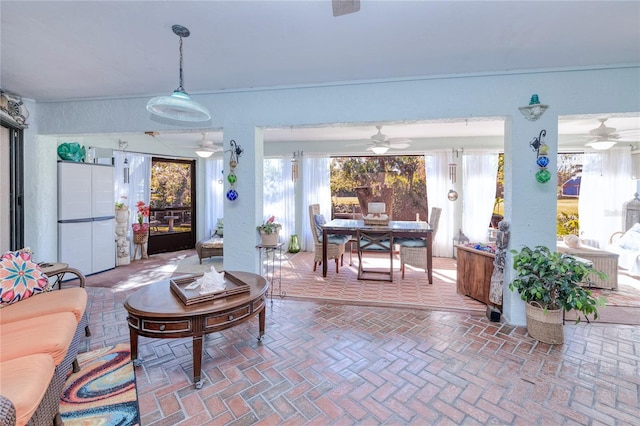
[58,161,116,275]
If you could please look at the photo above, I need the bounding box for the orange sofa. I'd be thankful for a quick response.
[0,287,88,426]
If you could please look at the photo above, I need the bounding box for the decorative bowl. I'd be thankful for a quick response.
[57,142,86,162]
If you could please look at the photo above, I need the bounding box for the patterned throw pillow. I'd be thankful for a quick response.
[0,251,51,306]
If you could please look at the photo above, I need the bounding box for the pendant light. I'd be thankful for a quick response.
[146,25,211,122]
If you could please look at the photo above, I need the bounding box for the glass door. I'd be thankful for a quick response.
[147,157,196,255]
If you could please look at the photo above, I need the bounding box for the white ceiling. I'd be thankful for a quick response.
[2,1,639,150]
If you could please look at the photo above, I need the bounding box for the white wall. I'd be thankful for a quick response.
[25,66,640,324]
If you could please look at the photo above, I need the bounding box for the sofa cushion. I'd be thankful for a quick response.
[0,287,87,325]
[0,312,77,365]
[0,251,50,307]
[0,354,55,426]
[617,223,640,251]
[201,237,224,249]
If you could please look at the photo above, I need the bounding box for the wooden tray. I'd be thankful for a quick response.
[170,271,250,305]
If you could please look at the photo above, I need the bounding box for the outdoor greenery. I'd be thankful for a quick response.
[330,156,427,221]
[494,153,583,236]
[509,245,606,322]
[150,161,192,208]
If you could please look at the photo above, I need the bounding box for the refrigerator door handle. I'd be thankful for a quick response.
[58,218,93,224]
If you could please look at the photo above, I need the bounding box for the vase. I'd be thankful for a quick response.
[260,231,279,246]
[525,301,564,344]
[288,234,300,253]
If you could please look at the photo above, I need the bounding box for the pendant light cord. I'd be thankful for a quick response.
[177,36,184,93]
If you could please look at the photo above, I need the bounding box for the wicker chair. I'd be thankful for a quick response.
[399,207,441,279]
[309,204,348,273]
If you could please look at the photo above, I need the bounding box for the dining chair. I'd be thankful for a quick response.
[399,206,441,279]
[308,204,349,273]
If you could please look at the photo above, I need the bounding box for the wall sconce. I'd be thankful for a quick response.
[291,150,303,182]
[519,94,549,121]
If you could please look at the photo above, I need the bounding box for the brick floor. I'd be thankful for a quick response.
[75,250,640,425]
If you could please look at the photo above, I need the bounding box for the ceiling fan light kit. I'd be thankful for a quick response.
[146,25,211,122]
[370,145,390,155]
[585,118,620,150]
[195,149,214,158]
[519,94,549,121]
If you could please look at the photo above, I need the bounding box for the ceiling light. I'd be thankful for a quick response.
[146,25,211,122]
[371,146,389,155]
[195,150,214,158]
[586,141,617,150]
[519,94,548,121]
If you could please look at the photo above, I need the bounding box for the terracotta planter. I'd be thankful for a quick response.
[525,301,564,344]
[260,231,279,246]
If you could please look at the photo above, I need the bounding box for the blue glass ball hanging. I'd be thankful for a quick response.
[226,189,238,201]
[536,156,550,168]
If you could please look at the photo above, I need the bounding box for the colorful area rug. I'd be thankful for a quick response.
[60,343,140,426]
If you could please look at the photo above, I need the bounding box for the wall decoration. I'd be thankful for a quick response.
[519,94,548,121]
[529,130,550,183]
[226,140,244,201]
[0,90,29,127]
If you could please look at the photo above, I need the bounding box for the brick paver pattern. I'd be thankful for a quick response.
[83,284,639,425]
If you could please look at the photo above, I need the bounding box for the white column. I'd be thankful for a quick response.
[222,125,264,274]
[502,110,559,325]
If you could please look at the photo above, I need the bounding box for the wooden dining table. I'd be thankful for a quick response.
[321,219,433,283]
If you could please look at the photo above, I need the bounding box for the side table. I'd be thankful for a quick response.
[257,242,285,300]
[39,262,85,289]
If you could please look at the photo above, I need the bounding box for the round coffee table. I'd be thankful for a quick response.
[124,271,268,388]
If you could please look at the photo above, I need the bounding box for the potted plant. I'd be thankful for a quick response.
[509,245,606,344]
[257,216,281,246]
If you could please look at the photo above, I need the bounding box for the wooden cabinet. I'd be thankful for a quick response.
[455,245,498,307]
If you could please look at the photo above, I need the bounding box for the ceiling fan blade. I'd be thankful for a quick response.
[388,142,410,149]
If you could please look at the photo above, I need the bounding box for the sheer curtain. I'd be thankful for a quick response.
[113,151,151,226]
[579,146,634,248]
[302,156,331,251]
[425,151,454,257]
[263,158,295,245]
[462,151,499,243]
[204,158,224,237]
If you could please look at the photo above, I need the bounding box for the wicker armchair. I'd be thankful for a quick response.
[309,204,348,273]
[399,207,441,279]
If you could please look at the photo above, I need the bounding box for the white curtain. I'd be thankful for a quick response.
[113,151,151,226]
[302,156,332,251]
[425,151,454,257]
[462,151,499,243]
[204,158,224,238]
[579,146,635,248]
[263,158,295,245]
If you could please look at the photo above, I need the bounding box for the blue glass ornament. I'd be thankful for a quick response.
[226,189,238,201]
[536,156,550,167]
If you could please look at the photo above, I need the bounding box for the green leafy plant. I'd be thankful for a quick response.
[256,216,281,234]
[509,245,606,322]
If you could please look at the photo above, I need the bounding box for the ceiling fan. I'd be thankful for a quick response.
[185,132,223,158]
[365,126,412,154]
[585,118,625,150]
